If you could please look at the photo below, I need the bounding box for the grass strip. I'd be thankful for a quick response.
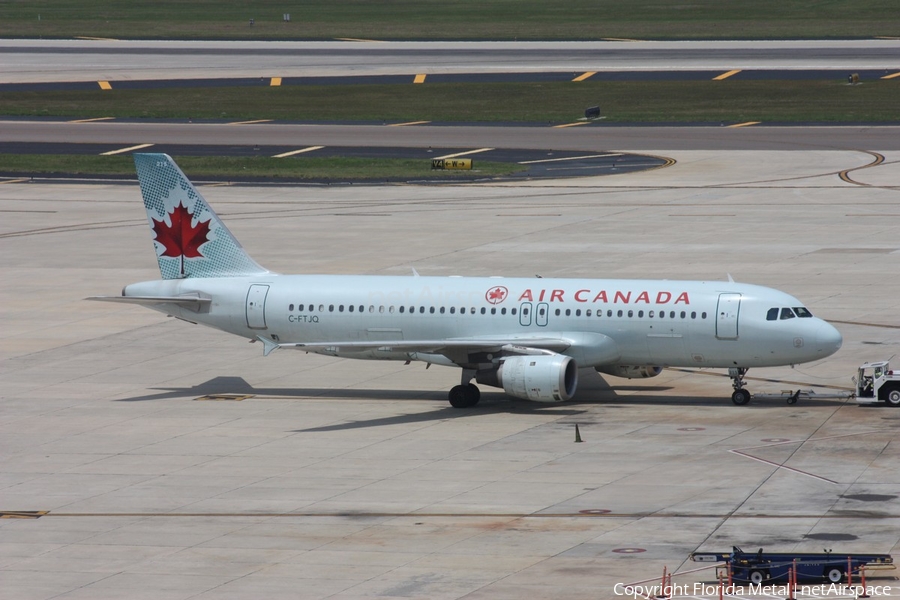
[0,154,525,181]
[2,80,897,123]
[1,0,898,40]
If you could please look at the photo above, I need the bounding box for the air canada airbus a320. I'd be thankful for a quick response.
[90,154,843,408]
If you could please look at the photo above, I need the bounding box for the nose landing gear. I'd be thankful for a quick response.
[729,367,751,405]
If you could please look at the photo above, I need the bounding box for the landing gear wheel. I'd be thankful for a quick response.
[729,367,750,406]
[825,567,844,583]
[467,383,481,404]
[731,389,751,406]
[449,384,480,408]
[887,389,900,407]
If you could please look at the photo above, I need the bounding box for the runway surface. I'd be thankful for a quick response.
[3,68,897,93]
[2,39,899,83]
[2,146,900,599]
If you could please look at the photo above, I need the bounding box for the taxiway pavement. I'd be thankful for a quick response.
[5,120,900,152]
[2,148,900,599]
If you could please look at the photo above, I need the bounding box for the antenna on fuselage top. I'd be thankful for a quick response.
[727,273,734,283]
[411,267,420,277]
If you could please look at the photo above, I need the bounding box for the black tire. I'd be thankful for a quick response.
[886,388,900,407]
[467,383,481,404]
[825,567,844,583]
[449,384,479,408]
[749,570,766,585]
[732,389,751,406]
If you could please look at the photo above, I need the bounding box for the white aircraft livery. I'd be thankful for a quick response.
[90,154,843,407]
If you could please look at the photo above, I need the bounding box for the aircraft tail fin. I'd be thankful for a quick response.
[133,153,270,280]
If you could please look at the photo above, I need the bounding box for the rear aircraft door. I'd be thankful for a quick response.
[246,284,269,330]
[716,293,741,339]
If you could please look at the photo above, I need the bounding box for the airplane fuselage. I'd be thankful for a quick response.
[125,274,842,370]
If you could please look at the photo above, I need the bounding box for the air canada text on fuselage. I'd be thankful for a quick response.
[517,289,690,305]
[358,285,691,306]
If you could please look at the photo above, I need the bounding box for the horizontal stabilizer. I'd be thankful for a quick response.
[87,293,211,312]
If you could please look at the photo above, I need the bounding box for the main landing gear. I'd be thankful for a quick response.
[449,369,481,408]
[729,367,751,405]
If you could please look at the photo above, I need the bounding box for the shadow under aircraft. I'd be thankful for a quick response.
[113,367,837,433]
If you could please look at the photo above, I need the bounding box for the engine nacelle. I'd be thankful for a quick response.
[595,365,663,379]
[477,354,578,402]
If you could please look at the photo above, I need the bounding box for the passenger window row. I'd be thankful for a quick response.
[286,304,707,320]
[287,303,517,315]
[547,307,707,319]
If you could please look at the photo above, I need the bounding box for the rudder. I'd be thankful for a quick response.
[134,153,269,279]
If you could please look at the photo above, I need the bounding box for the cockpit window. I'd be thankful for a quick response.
[793,307,813,318]
[780,308,796,320]
[766,308,778,321]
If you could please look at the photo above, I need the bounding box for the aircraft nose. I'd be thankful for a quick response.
[816,321,843,356]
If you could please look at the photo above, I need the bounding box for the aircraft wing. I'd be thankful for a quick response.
[258,332,619,367]
[267,337,570,353]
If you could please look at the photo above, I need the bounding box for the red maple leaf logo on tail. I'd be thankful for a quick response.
[151,203,211,258]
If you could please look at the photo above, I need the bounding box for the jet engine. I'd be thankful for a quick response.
[477,354,577,402]
[595,365,663,379]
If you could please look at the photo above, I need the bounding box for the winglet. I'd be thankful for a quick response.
[257,335,280,357]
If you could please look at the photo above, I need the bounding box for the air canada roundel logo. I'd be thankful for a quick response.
[485,285,508,305]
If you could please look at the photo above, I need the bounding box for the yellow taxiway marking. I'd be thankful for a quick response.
[0,511,48,519]
[434,148,494,160]
[553,121,590,128]
[99,143,154,156]
[881,72,900,79]
[68,116,115,123]
[387,120,431,127]
[34,510,900,519]
[334,37,386,43]
[98,81,112,90]
[270,77,282,86]
[0,178,30,185]
[712,69,741,81]
[519,153,623,165]
[227,119,273,125]
[76,36,118,41]
[195,394,254,402]
[272,146,325,158]
[572,71,596,82]
[413,74,427,84]
[839,150,884,186]
[727,121,761,128]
